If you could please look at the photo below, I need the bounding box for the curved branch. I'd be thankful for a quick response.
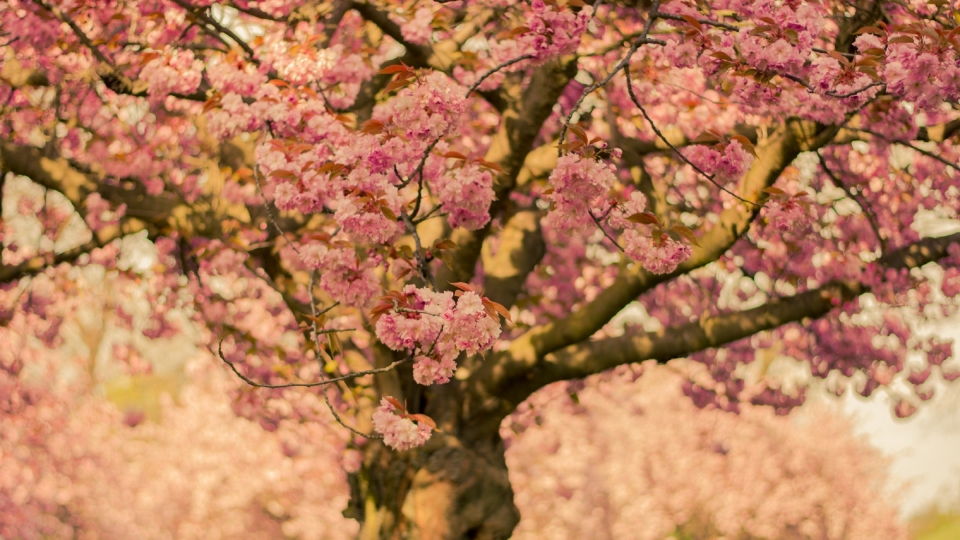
[471,120,822,397]
[498,230,960,411]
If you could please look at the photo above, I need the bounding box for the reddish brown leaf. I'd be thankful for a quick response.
[729,135,757,157]
[377,64,410,75]
[681,15,703,32]
[408,413,438,430]
[626,212,661,225]
[361,119,385,134]
[670,225,700,247]
[385,396,406,412]
[269,170,297,180]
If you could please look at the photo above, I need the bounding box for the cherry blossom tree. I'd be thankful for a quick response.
[506,366,908,540]
[2,0,960,537]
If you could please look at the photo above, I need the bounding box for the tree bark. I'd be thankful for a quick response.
[347,434,519,540]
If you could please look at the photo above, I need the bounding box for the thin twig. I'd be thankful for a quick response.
[781,73,885,99]
[170,0,260,63]
[816,151,887,253]
[588,210,625,252]
[465,54,535,97]
[624,65,761,207]
[558,0,663,156]
[307,271,383,439]
[652,11,738,31]
[218,339,410,390]
[401,211,437,290]
[851,126,960,174]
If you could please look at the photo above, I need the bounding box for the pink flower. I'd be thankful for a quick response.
[608,191,649,230]
[399,7,435,45]
[372,398,433,450]
[438,291,501,358]
[299,245,380,308]
[766,198,810,232]
[667,41,699,69]
[546,154,617,233]
[715,140,754,181]
[436,163,495,230]
[139,49,203,98]
[623,232,692,275]
[412,355,457,385]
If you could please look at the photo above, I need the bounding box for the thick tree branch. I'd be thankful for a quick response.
[481,210,545,309]
[0,237,110,283]
[436,58,578,290]
[471,120,823,398]
[0,142,178,234]
[497,231,960,408]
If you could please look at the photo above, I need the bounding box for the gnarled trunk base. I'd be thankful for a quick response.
[347,435,519,540]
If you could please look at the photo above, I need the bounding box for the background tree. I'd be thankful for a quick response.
[2,0,959,537]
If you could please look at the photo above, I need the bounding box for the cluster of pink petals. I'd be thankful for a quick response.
[270,43,339,86]
[139,50,203,98]
[497,1,590,62]
[373,72,466,142]
[332,189,403,244]
[206,92,261,140]
[623,231,692,275]
[398,7,435,45]
[413,355,457,386]
[375,288,501,385]
[607,191,692,274]
[375,285,453,353]
[371,398,432,451]
[299,244,381,308]
[205,57,266,96]
[607,191,649,230]
[545,154,617,234]
[735,3,823,74]
[682,140,754,184]
[435,163,495,230]
[766,198,810,232]
[438,291,501,358]
[870,34,960,110]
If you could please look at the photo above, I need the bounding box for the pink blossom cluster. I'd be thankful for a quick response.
[545,154,617,234]
[373,71,466,143]
[737,3,824,73]
[374,287,501,385]
[682,140,754,184]
[206,92,262,140]
[371,398,433,451]
[607,191,692,275]
[139,50,203,98]
[486,1,590,69]
[874,34,960,111]
[299,244,381,308]
[623,232,692,275]
[270,43,339,86]
[255,136,404,244]
[413,355,457,386]
[398,7,435,45]
[375,285,454,353]
[435,163,495,230]
[205,57,267,96]
[331,189,404,244]
[765,198,811,232]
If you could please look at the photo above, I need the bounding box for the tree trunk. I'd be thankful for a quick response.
[346,434,519,540]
